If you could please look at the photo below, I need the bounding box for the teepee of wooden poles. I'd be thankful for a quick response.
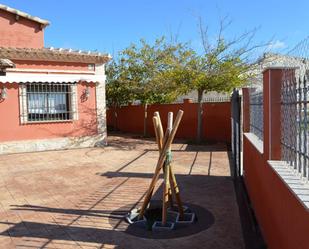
[138,110,184,226]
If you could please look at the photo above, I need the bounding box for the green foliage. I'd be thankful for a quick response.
[106,61,135,108]
[106,19,263,141]
[106,37,194,106]
[106,36,251,107]
[183,39,250,96]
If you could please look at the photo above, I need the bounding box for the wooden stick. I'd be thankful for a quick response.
[138,120,170,219]
[156,112,173,207]
[153,116,160,149]
[154,112,164,151]
[169,169,176,201]
[166,112,173,208]
[138,110,184,219]
[162,113,173,225]
[167,112,173,131]
[162,127,171,226]
[150,115,166,204]
[159,112,184,218]
[169,165,184,219]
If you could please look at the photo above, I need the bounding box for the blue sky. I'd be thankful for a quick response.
[1,0,308,57]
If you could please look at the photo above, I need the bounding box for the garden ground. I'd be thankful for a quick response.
[0,134,244,249]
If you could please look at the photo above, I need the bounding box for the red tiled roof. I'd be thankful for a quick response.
[0,47,112,64]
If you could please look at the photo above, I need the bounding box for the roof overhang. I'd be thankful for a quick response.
[0,73,105,84]
[0,47,112,64]
[0,4,50,28]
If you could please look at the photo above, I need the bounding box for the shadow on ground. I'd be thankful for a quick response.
[0,135,245,249]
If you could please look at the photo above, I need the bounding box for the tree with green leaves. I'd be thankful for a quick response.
[107,37,193,136]
[186,17,266,143]
[106,61,135,130]
[106,18,268,141]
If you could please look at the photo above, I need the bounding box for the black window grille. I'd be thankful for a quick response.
[25,83,74,122]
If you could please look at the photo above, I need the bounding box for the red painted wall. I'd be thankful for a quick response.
[0,82,97,142]
[243,68,309,249]
[106,101,231,142]
[0,7,100,143]
[0,9,44,48]
[13,60,93,72]
[243,136,309,249]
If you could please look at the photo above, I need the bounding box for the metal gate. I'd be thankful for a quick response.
[231,89,241,177]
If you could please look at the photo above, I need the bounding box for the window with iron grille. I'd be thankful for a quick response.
[19,83,78,123]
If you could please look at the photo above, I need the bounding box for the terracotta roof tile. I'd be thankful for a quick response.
[0,47,112,64]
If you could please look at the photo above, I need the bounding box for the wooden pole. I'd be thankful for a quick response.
[162,112,173,225]
[155,112,173,207]
[138,110,184,219]
[162,127,171,226]
[154,112,164,151]
[169,166,184,219]
[138,120,169,218]
[166,113,173,207]
[156,112,184,219]
[151,116,166,203]
[153,116,160,149]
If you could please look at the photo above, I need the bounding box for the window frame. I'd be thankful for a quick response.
[19,82,78,124]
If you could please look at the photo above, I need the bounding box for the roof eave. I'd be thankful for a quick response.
[0,48,112,64]
[7,55,111,64]
[0,4,50,28]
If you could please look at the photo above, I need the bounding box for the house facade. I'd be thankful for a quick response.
[0,4,111,154]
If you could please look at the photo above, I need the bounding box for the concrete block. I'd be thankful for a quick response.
[152,221,175,232]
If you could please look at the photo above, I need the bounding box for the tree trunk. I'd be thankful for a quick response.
[143,103,148,137]
[196,89,204,143]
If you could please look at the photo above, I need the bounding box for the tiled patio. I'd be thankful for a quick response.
[0,135,244,249]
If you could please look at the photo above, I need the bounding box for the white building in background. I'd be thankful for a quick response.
[249,52,308,90]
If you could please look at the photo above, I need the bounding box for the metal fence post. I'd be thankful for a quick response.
[242,88,250,133]
[231,89,241,177]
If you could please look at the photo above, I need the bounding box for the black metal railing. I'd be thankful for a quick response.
[281,70,309,180]
[249,90,263,141]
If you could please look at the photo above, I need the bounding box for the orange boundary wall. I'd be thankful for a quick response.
[243,136,309,249]
[107,100,231,143]
[242,68,309,249]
